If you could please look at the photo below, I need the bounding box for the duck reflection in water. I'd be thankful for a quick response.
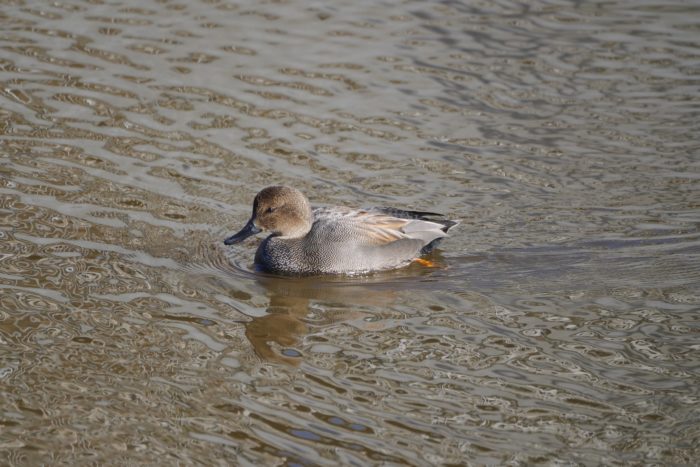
[243,258,444,366]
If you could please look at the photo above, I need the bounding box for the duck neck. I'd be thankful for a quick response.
[277,202,313,239]
[279,221,311,239]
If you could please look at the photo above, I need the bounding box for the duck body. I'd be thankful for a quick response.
[224,186,458,275]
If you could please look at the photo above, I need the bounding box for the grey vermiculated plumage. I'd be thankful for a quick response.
[224,186,458,275]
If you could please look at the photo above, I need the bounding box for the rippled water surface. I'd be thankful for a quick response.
[1,0,699,464]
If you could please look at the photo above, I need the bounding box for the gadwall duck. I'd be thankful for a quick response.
[224,186,458,275]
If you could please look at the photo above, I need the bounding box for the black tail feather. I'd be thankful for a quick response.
[372,207,443,219]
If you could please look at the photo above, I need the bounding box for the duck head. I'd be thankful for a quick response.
[224,186,313,245]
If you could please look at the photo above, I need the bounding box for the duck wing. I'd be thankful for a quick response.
[370,207,459,233]
[312,206,452,248]
[370,207,459,253]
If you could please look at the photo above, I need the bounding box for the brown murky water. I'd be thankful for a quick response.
[1,0,699,464]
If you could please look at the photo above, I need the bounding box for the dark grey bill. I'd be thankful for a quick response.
[224,219,261,245]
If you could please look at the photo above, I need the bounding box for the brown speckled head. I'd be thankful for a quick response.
[252,186,313,237]
[224,186,313,245]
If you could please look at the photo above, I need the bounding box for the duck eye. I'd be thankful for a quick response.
[265,206,275,214]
